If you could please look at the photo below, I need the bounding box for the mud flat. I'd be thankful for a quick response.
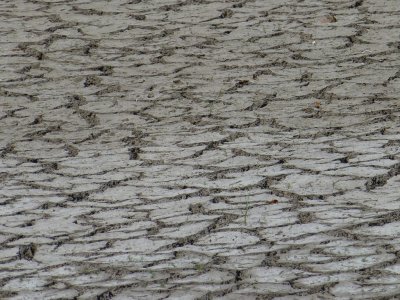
[0,0,399,299]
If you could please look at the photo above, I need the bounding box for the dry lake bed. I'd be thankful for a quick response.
[0,0,400,299]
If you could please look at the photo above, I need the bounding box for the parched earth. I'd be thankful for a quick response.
[0,0,399,299]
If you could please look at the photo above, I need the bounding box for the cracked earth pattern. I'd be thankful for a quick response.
[0,0,400,299]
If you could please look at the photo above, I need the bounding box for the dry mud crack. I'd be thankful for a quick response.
[0,0,400,299]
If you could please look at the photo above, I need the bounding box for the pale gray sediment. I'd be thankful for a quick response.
[0,0,400,299]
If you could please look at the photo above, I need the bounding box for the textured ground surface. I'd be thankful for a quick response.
[0,0,400,299]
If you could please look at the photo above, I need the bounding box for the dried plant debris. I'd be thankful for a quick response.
[18,244,37,260]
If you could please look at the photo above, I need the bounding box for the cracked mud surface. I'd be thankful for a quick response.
[0,0,400,299]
